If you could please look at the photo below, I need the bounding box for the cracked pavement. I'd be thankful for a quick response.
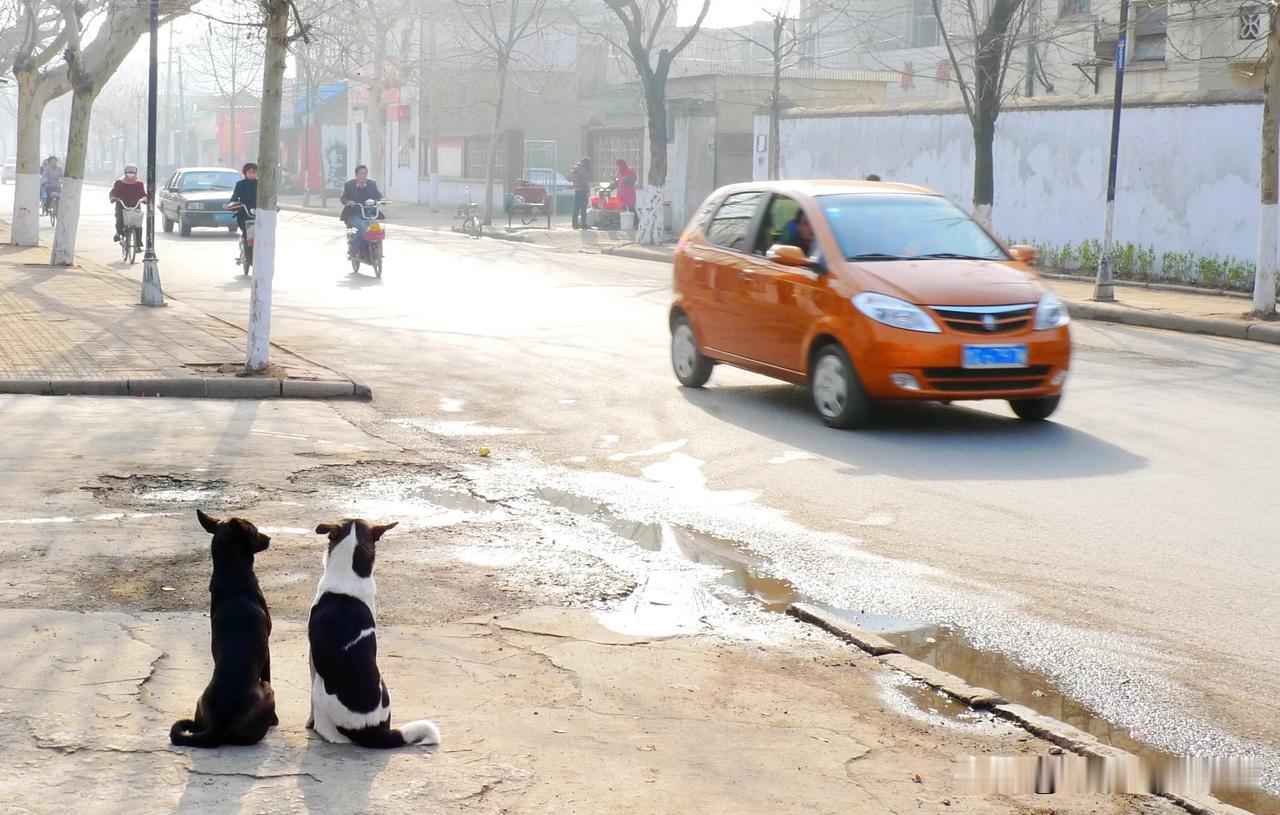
[0,396,1187,814]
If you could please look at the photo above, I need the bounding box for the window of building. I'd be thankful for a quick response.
[464,136,502,179]
[705,191,764,252]
[1059,0,1091,16]
[1239,3,1265,40]
[911,0,940,48]
[1132,2,1168,62]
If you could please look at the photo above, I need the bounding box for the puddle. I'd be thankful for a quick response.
[529,481,1276,813]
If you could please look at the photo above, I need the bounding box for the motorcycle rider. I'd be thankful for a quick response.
[40,156,63,211]
[227,162,257,262]
[340,165,383,258]
[108,165,147,242]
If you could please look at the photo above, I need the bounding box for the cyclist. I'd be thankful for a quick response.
[40,156,63,212]
[340,165,383,258]
[227,162,258,261]
[108,165,147,241]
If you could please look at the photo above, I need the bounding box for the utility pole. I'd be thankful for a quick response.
[1093,0,1129,302]
[1253,1,1280,316]
[141,0,165,307]
[177,53,186,166]
[303,45,313,207]
[164,23,173,167]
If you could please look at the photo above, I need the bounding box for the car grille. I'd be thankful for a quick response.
[931,304,1035,334]
[922,365,1050,392]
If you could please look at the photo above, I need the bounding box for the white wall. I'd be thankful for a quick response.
[759,101,1261,263]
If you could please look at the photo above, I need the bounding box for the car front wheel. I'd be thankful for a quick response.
[1009,395,1061,422]
[810,343,872,429]
[671,315,713,388]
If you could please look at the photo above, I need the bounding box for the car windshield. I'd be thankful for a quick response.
[817,193,1007,262]
[179,171,239,192]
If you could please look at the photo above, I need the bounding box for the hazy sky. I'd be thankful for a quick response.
[678,0,792,28]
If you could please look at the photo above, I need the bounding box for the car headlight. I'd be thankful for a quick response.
[1033,291,1070,330]
[852,292,942,333]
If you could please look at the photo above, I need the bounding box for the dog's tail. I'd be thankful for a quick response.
[339,718,440,750]
[169,719,223,748]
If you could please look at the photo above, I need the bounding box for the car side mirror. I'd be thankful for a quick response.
[1009,244,1037,265]
[766,244,813,268]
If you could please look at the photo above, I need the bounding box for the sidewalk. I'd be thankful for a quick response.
[0,242,368,399]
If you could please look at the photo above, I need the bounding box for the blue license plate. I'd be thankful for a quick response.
[962,344,1028,369]
[216,212,234,222]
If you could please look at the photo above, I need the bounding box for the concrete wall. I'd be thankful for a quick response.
[757,99,1262,263]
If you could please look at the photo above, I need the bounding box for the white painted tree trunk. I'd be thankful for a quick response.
[635,186,664,245]
[246,209,276,369]
[974,203,993,232]
[10,77,44,246]
[49,178,82,265]
[246,0,288,373]
[1257,204,1278,314]
[12,174,41,245]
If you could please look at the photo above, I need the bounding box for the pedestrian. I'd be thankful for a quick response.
[612,157,637,213]
[571,157,592,230]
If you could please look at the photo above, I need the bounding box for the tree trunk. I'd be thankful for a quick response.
[10,69,50,246]
[972,116,995,230]
[50,87,96,265]
[483,58,509,227]
[246,0,288,373]
[1255,5,1280,316]
[637,79,668,244]
[769,68,781,181]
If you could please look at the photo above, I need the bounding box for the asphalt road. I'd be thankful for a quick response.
[15,186,1280,791]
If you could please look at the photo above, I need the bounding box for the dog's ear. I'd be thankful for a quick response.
[315,523,337,536]
[368,522,398,543]
[197,509,220,534]
[253,532,271,553]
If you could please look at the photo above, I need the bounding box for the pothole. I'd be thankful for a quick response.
[83,475,264,509]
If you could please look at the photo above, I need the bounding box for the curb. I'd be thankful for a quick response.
[601,245,676,264]
[1064,299,1280,345]
[784,602,1251,815]
[0,377,372,400]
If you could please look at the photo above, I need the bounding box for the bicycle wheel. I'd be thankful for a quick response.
[48,202,57,228]
[124,233,135,265]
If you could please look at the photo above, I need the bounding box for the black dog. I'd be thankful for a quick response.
[170,510,277,747]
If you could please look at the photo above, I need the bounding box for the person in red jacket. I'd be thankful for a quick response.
[611,158,637,213]
[108,165,147,242]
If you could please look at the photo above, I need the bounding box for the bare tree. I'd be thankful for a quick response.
[194,15,265,169]
[931,0,1032,230]
[596,0,711,244]
[310,0,413,189]
[246,0,308,373]
[9,0,73,246]
[454,0,550,225]
[1256,0,1279,317]
[51,1,192,265]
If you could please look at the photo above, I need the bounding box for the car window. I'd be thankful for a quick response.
[166,172,180,190]
[817,193,1007,262]
[705,192,764,252]
[754,195,802,255]
[178,171,239,192]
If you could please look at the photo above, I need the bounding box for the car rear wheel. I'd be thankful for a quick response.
[810,344,872,429]
[671,315,713,388]
[1009,395,1061,422]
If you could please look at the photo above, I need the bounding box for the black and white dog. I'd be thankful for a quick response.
[170,510,277,747]
[307,519,439,749]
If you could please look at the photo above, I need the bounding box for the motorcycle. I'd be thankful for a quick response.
[227,203,255,276]
[346,199,387,277]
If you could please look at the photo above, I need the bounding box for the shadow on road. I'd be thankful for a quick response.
[339,272,384,289]
[680,384,1146,481]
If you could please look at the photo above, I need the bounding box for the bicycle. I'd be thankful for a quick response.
[41,187,60,228]
[460,185,482,239]
[114,200,144,265]
[227,203,255,276]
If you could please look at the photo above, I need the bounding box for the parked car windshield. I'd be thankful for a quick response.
[179,171,239,192]
[817,193,1007,262]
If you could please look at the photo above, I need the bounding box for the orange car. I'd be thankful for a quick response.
[669,180,1072,428]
